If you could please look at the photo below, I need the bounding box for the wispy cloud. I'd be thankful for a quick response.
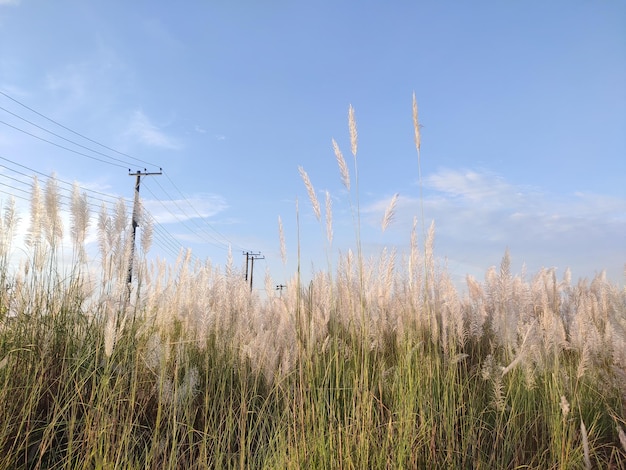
[142,194,227,224]
[364,168,626,283]
[0,0,21,5]
[127,110,181,150]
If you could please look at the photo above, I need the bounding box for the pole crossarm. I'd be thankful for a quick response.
[243,251,264,291]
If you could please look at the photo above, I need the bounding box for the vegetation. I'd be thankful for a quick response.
[0,100,624,469]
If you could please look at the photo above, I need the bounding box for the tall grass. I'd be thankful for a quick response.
[0,99,625,469]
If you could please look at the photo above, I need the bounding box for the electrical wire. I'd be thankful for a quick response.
[0,120,131,169]
[140,183,231,252]
[0,105,159,171]
[0,92,254,259]
[0,156,126,207]
[0,156,202,258]
[0,156,192,263]
[0,89,160,170]
[161,172,249,251]
[146,178,234,251]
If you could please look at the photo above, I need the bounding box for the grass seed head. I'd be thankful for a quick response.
[333,138,350,190]
[412,92,421,152]
[381,193,399,232]
[298,166,321,221]
[349,104,358,157]
[278,215,287,265]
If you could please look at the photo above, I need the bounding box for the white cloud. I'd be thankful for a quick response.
[363,168,626,284]
[142,194,227,224]
[0,0,21,5]
[127,110,181,150]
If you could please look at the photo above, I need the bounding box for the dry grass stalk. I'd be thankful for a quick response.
[298,166,321,221]
[70,183,90,260]
[381,193,399,232]
[2,99,626,468]
[349,104,358,157]
[581,419,591,469]
[278,216,287,265]
[44,174,63,248]
[26,176,42,248]
[333,138,350,190]
[412,92,421,152]
[0,197,17,258]
[325,190,333,245]
[141,210,154,254]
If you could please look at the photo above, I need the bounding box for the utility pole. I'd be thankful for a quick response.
[242,251,264,292]
[127,169,162,299]
[275,284,286,298]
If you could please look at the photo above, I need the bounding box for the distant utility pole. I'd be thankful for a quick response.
[127,169,162,299]
[242,251,264,292]
[275,284,286,298]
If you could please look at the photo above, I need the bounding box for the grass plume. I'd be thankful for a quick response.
[0,98,623,469]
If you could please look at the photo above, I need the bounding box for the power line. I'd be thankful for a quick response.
[0,153,226,267]
[140,183,232,252]
[0,156,128,207]
[161,172,247,251]
[0,89,160,169]
[0,156,188,260]
[145,178,237,252]
[0,92,238,262]
[0,119,130,169]
[0,181,31,197]
[0,92,249,262]
[0,189,29,202]
[0,156,193,257]
[0,105,158,171]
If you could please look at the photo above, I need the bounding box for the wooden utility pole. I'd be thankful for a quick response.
[243,251,264,292]
[127,169,162,298]
[275,284,286,298]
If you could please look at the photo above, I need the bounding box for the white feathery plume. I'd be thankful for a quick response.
[298,166,321,221]
[44,174,63,248]
[348,104,358,157]
[278,216,287,266]
[502,321,536,376]
[381,193,399,233]
[408,216,419,288]
[325,190,333,245]
[70,183,90,261]
[26,176,43,247]
[104,313,116,357]
[264,267,273,299]
[580,419,591,470]
[97,202,111,275]
[114,197,128,237]
[0,197,17,258]
[412,92,421,152]
[140,207,154,254]
[333,138,350,190]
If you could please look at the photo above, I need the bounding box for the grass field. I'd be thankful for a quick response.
[0,101,624,469]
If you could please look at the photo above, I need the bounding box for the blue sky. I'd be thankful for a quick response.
[0,0,624,291]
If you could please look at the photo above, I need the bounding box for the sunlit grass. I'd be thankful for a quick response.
[0,101,624,469]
